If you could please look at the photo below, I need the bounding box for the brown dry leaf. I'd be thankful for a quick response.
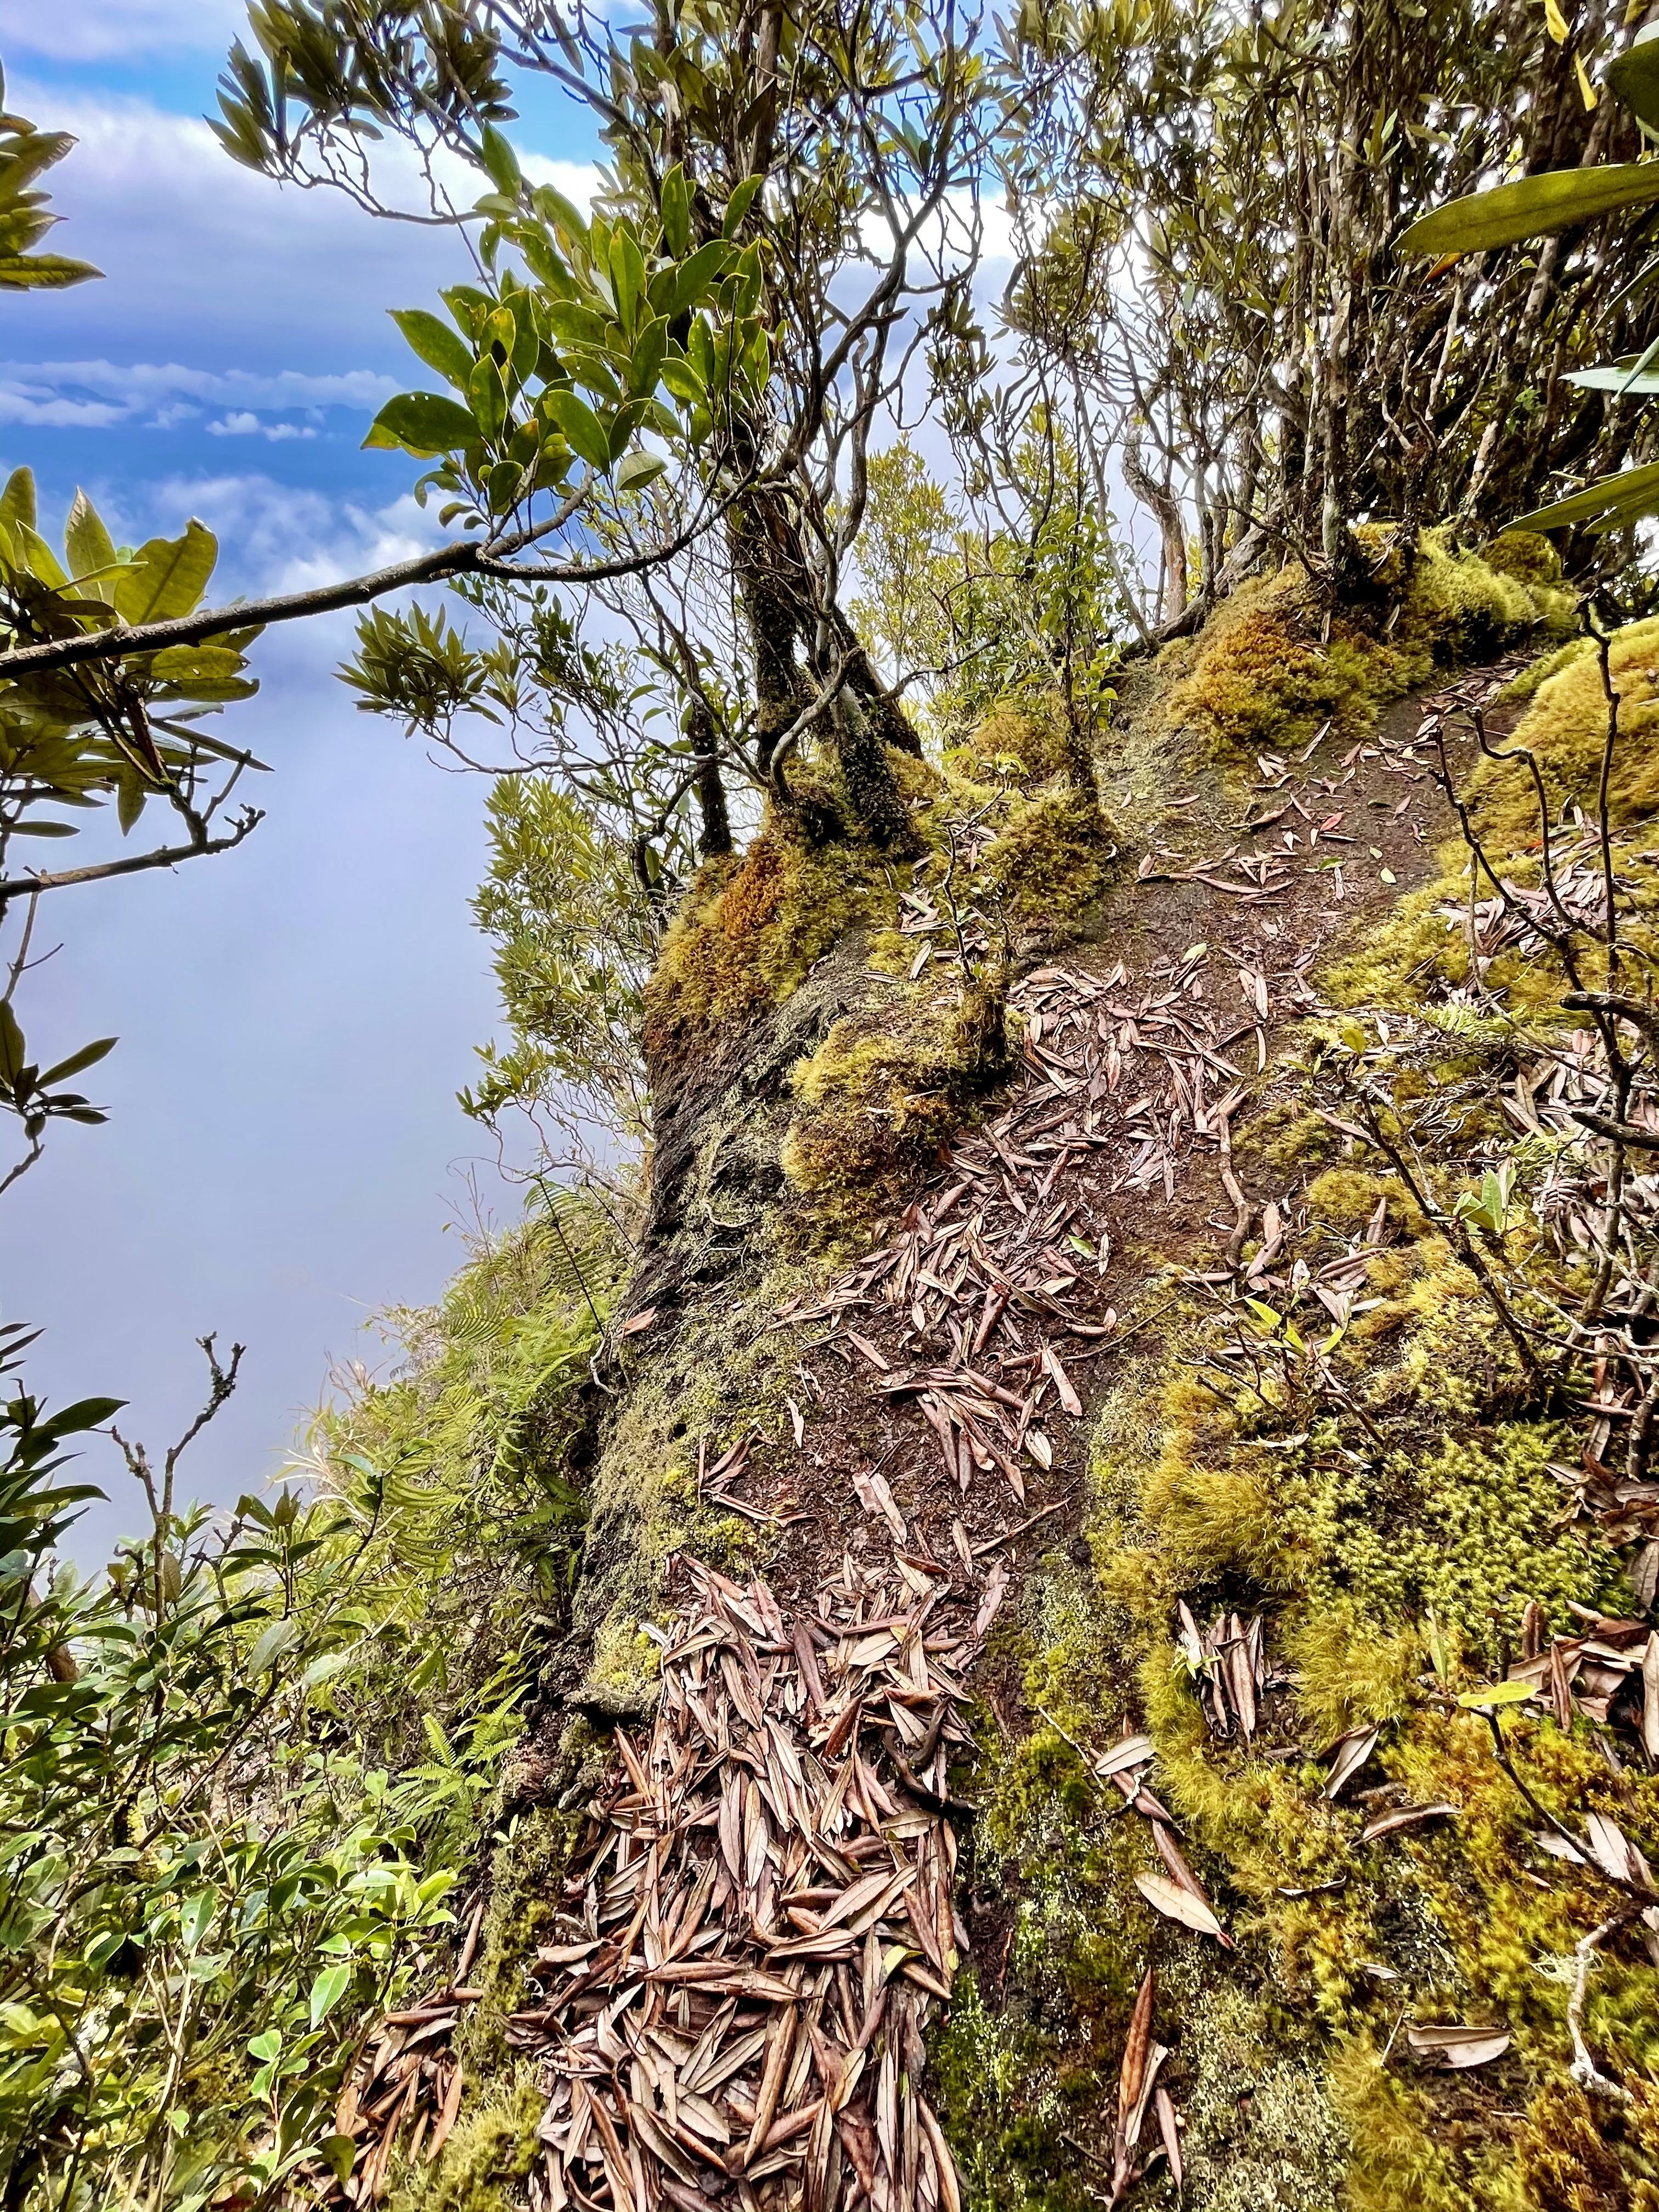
[622,1308,658,1336]
[1359,1803,1458,1844]
[1585,1809,1656,1892]
[787,1396,806,1448]
[1041,1346,1083,1419]
[974,1562,1009,1639]
[1096,1733,1154,1778]
[1155,2085,1182,2191]
[1133,1871,1231,1946]
[1114,1967,1155,2150]
[1406,2023,1512,2070]
[1323,1724,1380,1801]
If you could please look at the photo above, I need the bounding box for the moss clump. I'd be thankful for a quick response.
[642,800,893,1068]
[781,972,1011,1244]
[980,789,1116,923]
[1471,612,1659,848]
[456,1805,577,2078]
[1481,529,1565,590]
[950,696,1077,789]
[389,2080,543,2212]
[1163,534,1571,761]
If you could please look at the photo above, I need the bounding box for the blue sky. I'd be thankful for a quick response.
[3,2,602,1547]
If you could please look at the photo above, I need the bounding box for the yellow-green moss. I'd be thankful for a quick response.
[1474,611,1659,847]
[979,789,1117,922]
[388,2080,543,2212]
[780,974,1011,1244]
[1163,534,1572,762]
[949,696,1076,789]
[643,803,892,1065]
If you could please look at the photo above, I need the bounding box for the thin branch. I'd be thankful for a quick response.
[0,811,264,906]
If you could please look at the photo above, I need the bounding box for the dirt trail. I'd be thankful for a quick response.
[337,667,1522,2212]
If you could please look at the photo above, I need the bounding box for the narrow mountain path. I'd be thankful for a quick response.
[330,663,1523,2211]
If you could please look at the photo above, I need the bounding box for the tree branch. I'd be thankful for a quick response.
[0,811,263,905]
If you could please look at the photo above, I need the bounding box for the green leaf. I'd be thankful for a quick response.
[1398,162,1659,258]
[664,239,732,320]
[661,162,691,258]
[37,1037,115,1088]
[319,2136,357,2186]
[627,317,668,400]
[722,174,764,238]
[0,1002,22,1086]
[1607,30,1659,129]
[116,769,146,836]
[64,489,115,584]
[389,309,474,392]
[1457,1679,1538,1708]
[0,465,35,533]
[0,252,100,291]
[246,1617,298,1675]
[610,225,646,332]
[308,1962,352,2029]
[247,2029,282,2063]
[546,388,611,471]
[1508,457,1659,532]
[478,123,522,200]
[16,523,67,589]
[363,391,479,458]
[1565,363,1659,394]
[113,522,218,624]
[616,450,665,491]
[467,353,509,442]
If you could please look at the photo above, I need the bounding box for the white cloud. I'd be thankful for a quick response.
[0,387,127,428]
[7,0,247,61]
[9,83,477,373]
[0,358,396,436]
[125,474,440,601]
[208,411,317,441]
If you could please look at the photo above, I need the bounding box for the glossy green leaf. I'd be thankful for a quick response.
[63,490,115,585]
[479,123,522,200]
[467,353,509,441]
[16,523,67,589]
[546,388,611,471]
[1399,162,1659,257]
[113,522,218,624]
[0,465,35,534]
[722,174,764,238]
[1607,31,1659,129]
[389,308,473,391]
[661,162,691,258]
[615,450,665,491]
[363,391,479,457]
[1565,352,1659,394]
[663,239,731,320]
[308,1962,352,2028]
[1509,456,1659,531]
[36,1037,115,1088]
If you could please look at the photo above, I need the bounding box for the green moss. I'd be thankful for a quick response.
[1162,534,1571,762]
[780,974,1012,1244]
[388,2080,543,2212]
[457,1805,577,2079]
[1474,612,1659,847]
[980,789,1116,923]
[1481,529,1565,590]
[642,801,894,1067]
[950,696,1077,789]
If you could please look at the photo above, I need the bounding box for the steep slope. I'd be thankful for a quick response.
[337,537,1659,2212]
